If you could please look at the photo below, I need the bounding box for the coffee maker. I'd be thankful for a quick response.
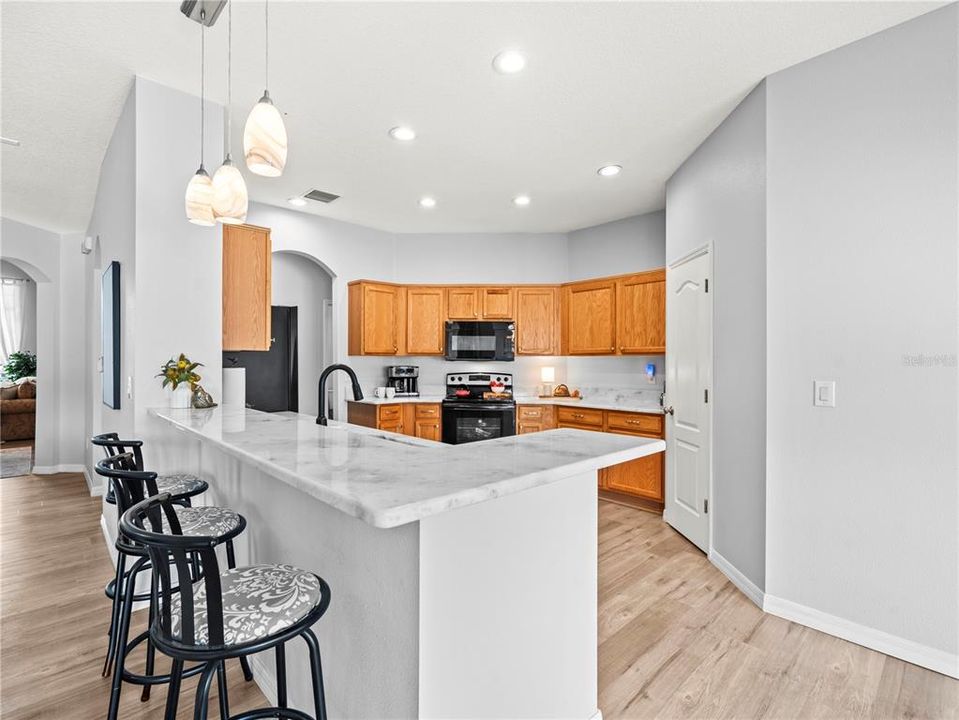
[386,365,419,397]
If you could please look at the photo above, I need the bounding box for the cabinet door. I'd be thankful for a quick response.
[617,270,666,354]
[600,451,664,502]
[564,280,616,355]
[414,418,442,441]
[223,224,271,351]
[516,287,558,355]
[362,283,400,354]
[447,288,480,320]
[518,421,543,435]
[406,287,446,355]
[481,288,514,319]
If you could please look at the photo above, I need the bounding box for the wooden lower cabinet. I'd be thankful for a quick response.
[598,446,664,504]
[347,402,442,441]
[517,404,556,435]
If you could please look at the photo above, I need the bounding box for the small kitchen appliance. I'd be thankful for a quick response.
[442,372,516,444]
[445,321,515,362]
[386,365,419,397]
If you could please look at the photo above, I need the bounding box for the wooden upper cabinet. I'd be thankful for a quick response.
[617,270,666,354]
[564,279,616,355]
[516,287,559,355]
[447,287,480,320]
[348,281,401,355]
[223,224,272,351]
[406,286,446,355]
[481,288,514,319]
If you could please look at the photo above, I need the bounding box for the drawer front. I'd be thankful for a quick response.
[415,403,441,419]
[606,411,663,437]
[377,405,402,422]
[517,405,545,420]
[556,406,604,428]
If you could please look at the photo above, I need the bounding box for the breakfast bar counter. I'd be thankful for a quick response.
[145,406,664,719]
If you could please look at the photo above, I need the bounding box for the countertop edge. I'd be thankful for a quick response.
[148,409,665,529]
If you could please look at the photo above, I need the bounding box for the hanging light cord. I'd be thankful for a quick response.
[265,0,270,91]
[226,0,232,157]
[199,12,205,167]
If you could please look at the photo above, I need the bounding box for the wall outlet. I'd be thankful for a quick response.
[813,380,836,407]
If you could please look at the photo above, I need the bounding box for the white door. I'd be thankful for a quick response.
[664,249,711,552]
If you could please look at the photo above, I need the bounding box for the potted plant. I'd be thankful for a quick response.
[2,351,37,381]
[157,354,203,409]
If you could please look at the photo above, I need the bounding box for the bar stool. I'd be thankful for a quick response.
[120,492,331,720]
[92,433,209,505]
[95,454,251,720]
[92,434,219,683]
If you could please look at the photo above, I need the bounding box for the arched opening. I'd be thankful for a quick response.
[0,256,50,475]
[222,250,335,417]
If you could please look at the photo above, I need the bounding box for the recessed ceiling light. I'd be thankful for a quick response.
[389,126,416,141]
[513,195,531,207]
[287,196,307,207]
[492,49,527,74]
[597,164,622,177]
[419,196,437,209]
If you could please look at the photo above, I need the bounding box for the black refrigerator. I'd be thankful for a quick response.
[223,306,298,412]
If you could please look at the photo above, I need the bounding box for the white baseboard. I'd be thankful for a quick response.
[763,594,959,679]
[708,549,765,608]
[247,653,278,706]
[32,463,86,475]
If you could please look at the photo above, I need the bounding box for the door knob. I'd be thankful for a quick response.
[664,405,675,415]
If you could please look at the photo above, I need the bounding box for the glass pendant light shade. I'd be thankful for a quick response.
[243,91,287,177]
[212,156,248,224]
[185,166,215,226]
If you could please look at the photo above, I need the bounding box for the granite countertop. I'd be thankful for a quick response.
[349,395,445,405]
[513,396,665,414]
[350,394,663,414]
[149,407,664,529]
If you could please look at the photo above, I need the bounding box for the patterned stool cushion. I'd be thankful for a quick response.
[170,564,322,646]
[156,473,207,498]
[168,506,242,538]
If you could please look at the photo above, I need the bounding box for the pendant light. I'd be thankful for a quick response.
[185,12,214,226]
[243,0,287,177]
[212,0,248,224]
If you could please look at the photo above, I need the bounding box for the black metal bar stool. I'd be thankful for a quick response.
[121,492,332,720]
[91,433,220,683]
[93,433,209,506]
[95,454,252,720]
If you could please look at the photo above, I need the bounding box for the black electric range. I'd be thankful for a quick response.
[441,372,516,444]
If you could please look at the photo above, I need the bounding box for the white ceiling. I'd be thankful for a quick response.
[1,1,943,235]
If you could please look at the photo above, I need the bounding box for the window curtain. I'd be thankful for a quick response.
[0,279,27,367]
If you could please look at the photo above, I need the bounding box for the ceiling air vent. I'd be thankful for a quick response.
[304,189,341,204]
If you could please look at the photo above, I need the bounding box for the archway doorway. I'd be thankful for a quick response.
[0,257,48,476]
[222,251,334,417]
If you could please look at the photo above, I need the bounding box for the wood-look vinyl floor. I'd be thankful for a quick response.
[1,473,955,719]
[598,501,958,719]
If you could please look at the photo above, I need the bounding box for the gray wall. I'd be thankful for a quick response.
[765,4,957,658]
[84,85,137,473]
[665,82,768,591]
[566,211,665,281]
[271,251,333,415]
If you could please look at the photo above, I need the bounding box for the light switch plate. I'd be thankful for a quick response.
[814,380,836,407]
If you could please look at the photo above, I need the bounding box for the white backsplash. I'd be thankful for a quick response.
[345,353,664,405]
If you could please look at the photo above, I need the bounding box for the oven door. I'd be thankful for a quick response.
[442,403,516,444]
[445,322,515,361]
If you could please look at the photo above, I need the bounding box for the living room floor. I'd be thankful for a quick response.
[0,439,35,478]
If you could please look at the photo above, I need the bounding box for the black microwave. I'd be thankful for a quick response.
[445,321,515,362]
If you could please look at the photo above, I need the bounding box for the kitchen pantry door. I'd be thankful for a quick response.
[664,248,711,552]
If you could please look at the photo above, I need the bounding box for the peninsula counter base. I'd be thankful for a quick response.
[146,413,601,719]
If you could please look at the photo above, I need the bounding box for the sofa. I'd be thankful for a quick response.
[1,378,36,441]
